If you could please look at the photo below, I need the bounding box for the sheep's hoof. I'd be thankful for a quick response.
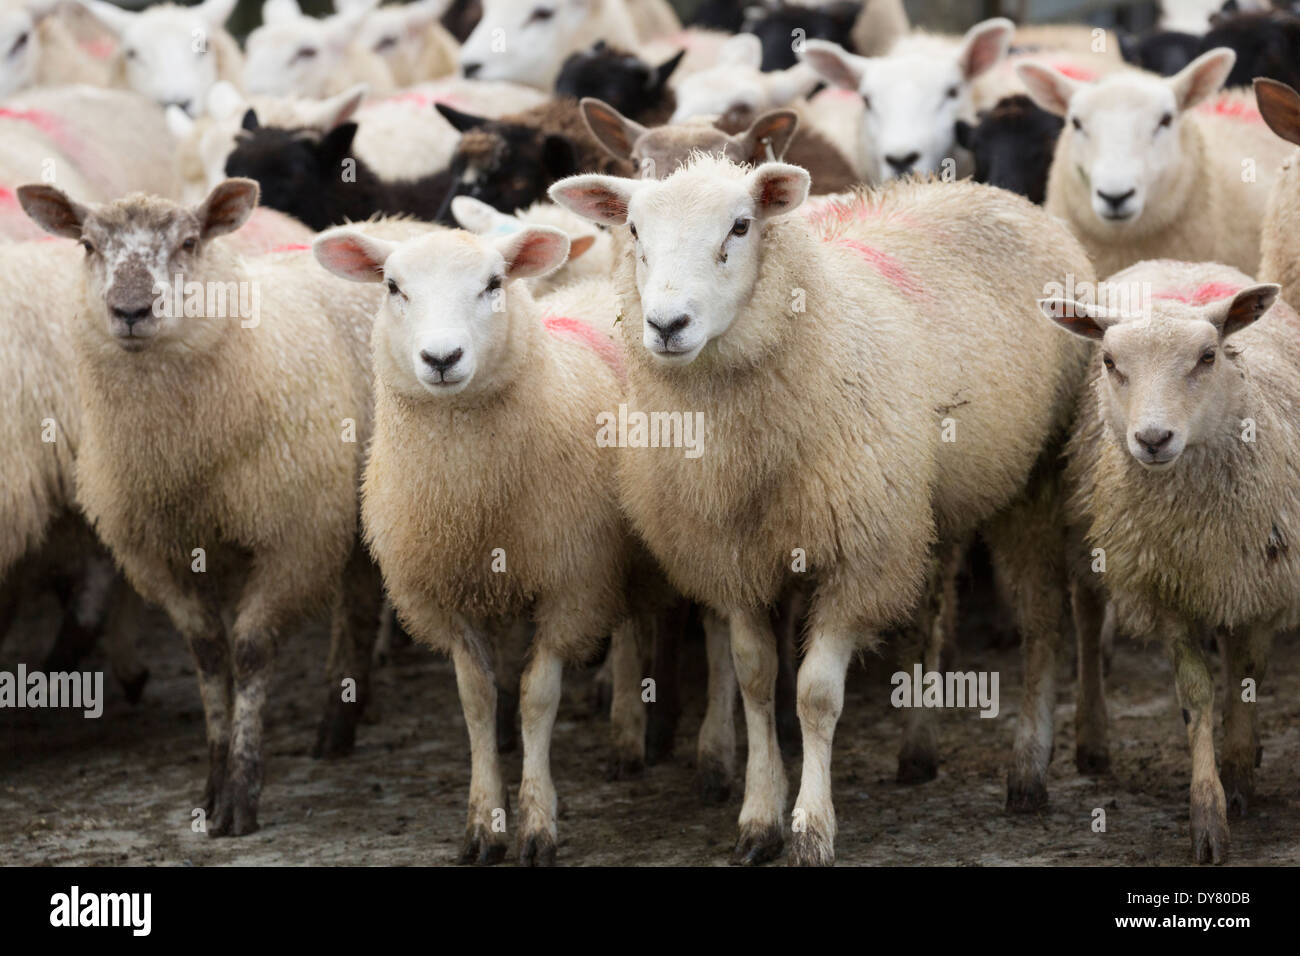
[517,831,557,867]
[1075,744,1110,775]
[459,826,507,866]
[605,751,645,781]
[730,823,783,866]
[119,667,150,705]
[1190,810,1229,865]
[1005,774,1049,813]
[1220,765,1254,819]
[694,760,732,805]
[208,780,259,837]
[896,744,939,785]
[788,828,835,867]
[201,743,230,818]
[312,704,358,759]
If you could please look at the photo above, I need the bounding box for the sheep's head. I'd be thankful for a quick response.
[555,42,683,121]
[583,97,800,178]
[0,0,57,99]
[1017,48,1235,229]
[314,224,569,397]
[741,0,858,72]
[354,0,449,73]
[78,0,236,115]
[460,0,611,89]
[800,17,1013,181]
[17,179,259,351]
[243,0,374,97]
[1040,282,1279,470]
[670,33,819,126]
[954,94,1064,204]
[550,157,809,365]
[435,104,579,223]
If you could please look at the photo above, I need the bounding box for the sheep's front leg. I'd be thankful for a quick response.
[695,608,737,804]
[607,616,648,779]
[517,644,564,866]
[314,543,383,758]
[1219,623,1273,817]
[1168,620,1229,863]
[452,632,508,865]
[728,606,786,865]
[790,628,854,866]
[1070,575,1109,773]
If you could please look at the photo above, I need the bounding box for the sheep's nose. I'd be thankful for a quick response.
[1135,428,1173,455]
[461,62,482,79]
[1097,188,1136,210]
[112,305,152,329]
[885,152,920,175]
[420,348,463,375]
[646,315,690,343]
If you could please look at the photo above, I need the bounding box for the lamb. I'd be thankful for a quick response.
[849,0,908,57]
[1048,259,1300,863]
[668,32,821,125]
[554,42,684,127]
[76,0,242,116]
[1257,78,1300,311]
[799,18,1014,182]
[242,0,396,98]
[345,0,460,85]
[313,222,631,864]
[17,179,395,834]
[1019,49,1292,280]
[954,94,1064,204]
[582,97,860,194]
[0,0,111,98]
[223,111,452,230]
[550,156,1095,864]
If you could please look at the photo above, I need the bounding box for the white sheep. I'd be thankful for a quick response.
[0,0,111,98]
[1018,49,1292,280]
[343,0,459,85]
[76,0,242,115]
[1046,259,1300,864]
[243,0,395,98]
[17,179,399,835]
[799,17,1014,182]
[667,32,821,125]
[550,156,1095,865]
[1255,78,1300,313]
[314,222,630,864]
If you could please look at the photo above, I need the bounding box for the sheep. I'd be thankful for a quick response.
[954,94,1064,205]
[549,155,1095,864]
[313,222,631,865]
[344,0,460,85]
[849,0,907,57]
[1200,10,1300,91]
[0,0,111,99]
[1160,0,1267,34]
[17,179,396,834]
[1047,259,1300,863]
[799,18,1014,182]
[223,111,452,230]
[1119,29,1201,77]
[668,32,821,125]
[1019,49,1292,280]
[76,0,242,116]
[242,0,396,99]
[582,97,860,194]
[740,0,860,72]
[1258,78,1300,312]
[554,42,684,127]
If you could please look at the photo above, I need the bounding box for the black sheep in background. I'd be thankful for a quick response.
[955,95,1064,206]
[554,42,685,126]
[742,1,861,71]
[1201,11,1300,90]
[1119,29,1201,76]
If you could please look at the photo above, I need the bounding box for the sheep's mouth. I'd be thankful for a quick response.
[1133,450,1180,471]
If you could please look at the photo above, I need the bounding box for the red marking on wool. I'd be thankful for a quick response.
[1050,62,1097,83]
[384,91,469,112]
[79,37,116,59]
[834,238,927,300]
[268,243,311,253]
[544,316,624,380]
[1153,281,1242,305]
[0,187,15,205]
[0,108,110,195]
[1197,97,1264,124]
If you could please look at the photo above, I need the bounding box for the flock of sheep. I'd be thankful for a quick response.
[2,0,1300,866]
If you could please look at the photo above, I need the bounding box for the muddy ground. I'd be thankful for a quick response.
[3,573,1300,867]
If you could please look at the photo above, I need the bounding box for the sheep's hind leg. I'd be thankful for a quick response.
[453,628,508,865]
[789,628,854,866]
[314,543,383,758]
[728,606,786,865]
[695,608,737,804]
[607,616,648,779]
[1219,623,1273,818]
[518,643,564,866]
[1169,621,1229,863]
[1071,575,1109,773]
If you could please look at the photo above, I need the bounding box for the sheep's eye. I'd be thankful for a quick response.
[79,238,94,254]
[181,237,198,253]
[861,94,872,111]
[9,31,29,57]
[375,35,398,52]
[945,85,959,100]
[1200,348,1216,366]
[1158,112,1173,130]
[124,48,137,61]
[526,6,555,23]
[386,278,401,296]
[292,46,318,63]
[730,218,749,237]
[1102,355,1115,371]
[486,275,502,294]
[628,223,637,239]
[1071,117,1083,132]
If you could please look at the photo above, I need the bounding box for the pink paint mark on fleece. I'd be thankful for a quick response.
[1154,282,1242,306]
[1197,97,1264,124]
[0,108,109,195]
[268,243,311,253]
[384,91,469,112]
[79,37,116,59]
[832,238,928,301]
[1047,62,1097,83]
[0,187,15,206]
[544,316,624,381]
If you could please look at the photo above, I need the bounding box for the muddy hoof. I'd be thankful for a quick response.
[896,746,939,785]
[312,707,358,759]
[1220,766,1254,819]
[1075,744,1110,775]
[209,779,259,837]
[605,752,645,781]
[518,831,557,867]
[1190,809,1229,865]
[1005,775,1049,813]
[693,761,732,805]
[459,827,507,865]
[118,668,150,705]
[731,823,783,865]
[788,828,834,867]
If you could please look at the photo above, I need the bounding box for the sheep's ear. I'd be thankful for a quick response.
[748,163,809,219]
[1255,78,1300,147]
[765,62,821,106]
[313,228,396,282]
[495,226,570,280]
[736,109,799,164]
[241,108,260,132]
[196,179,259,238]
[954,118,974,151]
[568,233,596,260]
[316,122,358,167]
[435,103,488,132]
[451,195,512,234]
[799,39,866,92]
[77,0,136,37]
[1015,61,1082,117]
[1217,283,1279,338]
[581,98,646,160]
[718,33,762,69]
[262,0,303,25]
[16,184,88,240]
[1169,48,1234,111]
[958,17,1012,81]
[548,174,637,225]
[197,0,238,27]
[306,84,369,130]
[652,49,686,92]
[1037,298,1116,339]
